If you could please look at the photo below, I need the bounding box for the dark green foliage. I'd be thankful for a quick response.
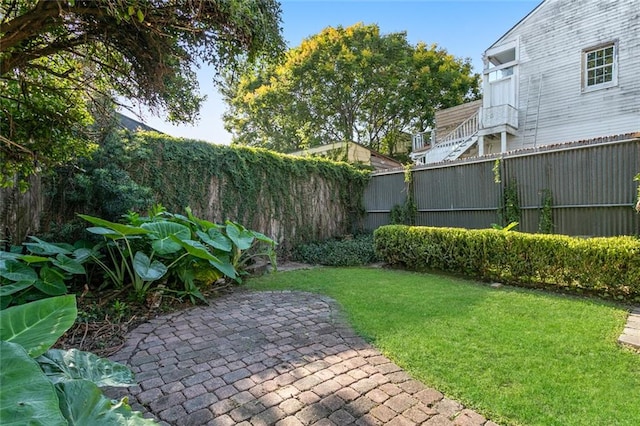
[1,0,284,186]
[374,225,640,300]
[43,131,153,242]
[0,238,91,309]
[293,234,379,266]
[390,165,416,225]
[390,199,417,225]
[80,206,277,303]
[538,189,554,234]
[501,178,520,228]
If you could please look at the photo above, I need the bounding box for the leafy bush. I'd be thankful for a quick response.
[293,234,379,266]
[0,237,91,309]
[81,205,277,302]
[0,295,155,424]
[374,225,640,300]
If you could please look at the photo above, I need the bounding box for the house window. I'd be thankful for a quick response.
[583,42,617,90]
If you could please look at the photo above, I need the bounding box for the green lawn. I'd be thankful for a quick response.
[246,267,640,426]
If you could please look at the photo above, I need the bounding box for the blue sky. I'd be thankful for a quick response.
[132,0,540,144]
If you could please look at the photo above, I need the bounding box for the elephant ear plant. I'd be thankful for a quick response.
[0,295,156,425]
[79,206,277,303]
[0,237,91,309]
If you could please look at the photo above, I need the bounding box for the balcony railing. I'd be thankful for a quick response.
[412,131,433,151]
[481,104,518,129]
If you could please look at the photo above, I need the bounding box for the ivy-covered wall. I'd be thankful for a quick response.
[2,131,370,255]
[121,132,370,253]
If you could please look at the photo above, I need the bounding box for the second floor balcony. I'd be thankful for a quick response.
[480,104,518,132]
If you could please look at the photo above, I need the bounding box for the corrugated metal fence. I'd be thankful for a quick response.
[364,138,640,236]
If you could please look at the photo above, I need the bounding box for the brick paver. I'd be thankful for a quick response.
[108,291,499,425]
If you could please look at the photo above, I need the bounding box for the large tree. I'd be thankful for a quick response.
[0,0,284,186]
[223,23,480,156]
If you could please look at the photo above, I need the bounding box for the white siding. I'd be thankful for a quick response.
[485,0,640,150]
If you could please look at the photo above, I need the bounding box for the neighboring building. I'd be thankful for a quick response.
[411,0,640,164]
[116,112,163,133]
[289,141,403,171]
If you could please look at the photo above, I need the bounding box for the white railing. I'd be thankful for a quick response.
[435,110,480,148]
[412,131,433,151]
[481,104,518,129]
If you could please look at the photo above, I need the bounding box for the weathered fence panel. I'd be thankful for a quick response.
[413,160,500,229]
[365,138,640,237]
[0,175,43,247]
[363,172,406,230]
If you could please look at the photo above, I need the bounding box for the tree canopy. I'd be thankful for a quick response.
[223,23,481,157]
[0,0,284,186]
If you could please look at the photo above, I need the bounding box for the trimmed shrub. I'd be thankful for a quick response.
[293,234,379,266]
[374,225,640,300]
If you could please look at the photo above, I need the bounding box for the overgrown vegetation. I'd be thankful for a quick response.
[501,177,520,228]
[1,0,285,185]
[292,234,378,266]
[0,236,91,309]
[374,225,640,300]
[2,205,276,307]
[389,164,417,225]
[247,267,640,426]
[42,130,370,254]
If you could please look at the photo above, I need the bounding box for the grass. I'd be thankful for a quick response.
[246,267,640,426]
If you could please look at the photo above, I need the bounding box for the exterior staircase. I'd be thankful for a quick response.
[411,111,479,165]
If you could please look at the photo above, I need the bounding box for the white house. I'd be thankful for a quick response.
[412,0,640,164]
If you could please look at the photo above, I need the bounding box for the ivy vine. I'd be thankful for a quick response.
[538,189,554,234]
[501,178,520,228]
[47,130,370,254]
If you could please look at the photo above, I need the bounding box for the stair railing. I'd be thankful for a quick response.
[433,110,480,148]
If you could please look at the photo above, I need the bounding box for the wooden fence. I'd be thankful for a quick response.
[364,137,640,236]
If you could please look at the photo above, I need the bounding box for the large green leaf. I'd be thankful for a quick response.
[169,237,219,262]
[78,214,151,237]
[0,251,21,261]
[141,221,190,255]
[197,229,232,252]
[209,255,238,280]
[52,254,86,274]
[226,221,255,250]
[132,252,167,282]
[85,226,123,238]
[0,341,67,426]
[0,260,38,283]
[56,380,158,425]
[0,295,77,357]
[251,230,277,247]
[34,267,68,296]
[0,281,33,297]
[18,254,51,264]
[185,206,217,230]
[73,248,94,263]
[38,348,135,387]
[24,236,72,256]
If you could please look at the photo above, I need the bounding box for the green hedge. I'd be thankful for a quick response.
[374,225,640,299]
[293,234,379,266]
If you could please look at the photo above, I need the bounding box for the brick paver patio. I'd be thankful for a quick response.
[109,291,500,425]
